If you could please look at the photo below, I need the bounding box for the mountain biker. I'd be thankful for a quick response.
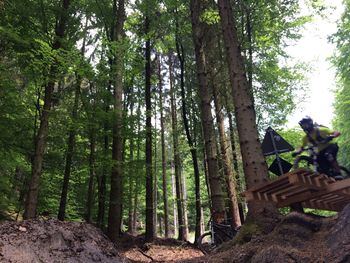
[293,116,342,179]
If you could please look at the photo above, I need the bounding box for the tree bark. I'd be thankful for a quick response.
[127,100,135,234]
[97,121,108,229]
[169,53,186,241]
[217,0,277,218]
[175,27,202,243]
[57,75,81,221]
[158,55,170,238]
[86,130,96,223]
[228,112,245,223]
[145,15,154,242]
[190,0,226,224]
[171,161,178,236]
[153,97,158,237]
[213,84,241,228]
[132,87,143,234]
[24,0,71,219]
[107,0,126,242]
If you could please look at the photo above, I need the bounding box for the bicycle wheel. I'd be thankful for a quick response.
[197,232,215,254]
[293,156,313,169]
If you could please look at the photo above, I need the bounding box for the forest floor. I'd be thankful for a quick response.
[0,205,349,263]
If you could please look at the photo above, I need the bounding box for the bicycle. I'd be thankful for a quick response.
[197,218,239,254]
[292,136,350,180]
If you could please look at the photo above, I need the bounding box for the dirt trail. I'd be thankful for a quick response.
[0,204,350,263]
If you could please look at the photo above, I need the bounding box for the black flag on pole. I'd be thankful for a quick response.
[262,127,294,156]
[268,157,293,176]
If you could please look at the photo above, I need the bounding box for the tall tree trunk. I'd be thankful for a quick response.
[57,74,81,221]
[228,112,245,223]
[153,98,158,236]
[171,161,178,236]
[132,87,142,234]
[169,53,186,241]
[158,55,170,238]
[127,151,134,234]
[86,130,96,223]
[190,0,226,224]
[57,15,89,222]
[213,85,241,228]
[217,0,277,218]
[127,100,135,234]
[97,120,108,229]
[175,26,202,243]
[181,172,189,238]
[145,15,154,242]
[24,0,71,219]
[107,0,126,242]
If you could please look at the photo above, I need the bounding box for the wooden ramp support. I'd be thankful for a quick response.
[242,169,350,212]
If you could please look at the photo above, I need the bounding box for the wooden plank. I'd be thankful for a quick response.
[295,179,350,203]
[271,185,301,201]
[242,171,350,212]
[314,174,335,187]
[261,181,291,194]
[277,190,314,207]
[243,168,309,194]
[331,198,350,208]
[247,176,289,194]
[289,172,334,190]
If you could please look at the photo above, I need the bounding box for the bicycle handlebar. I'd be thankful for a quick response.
[292,135,335,157]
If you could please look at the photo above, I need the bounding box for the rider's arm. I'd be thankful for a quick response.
[332,131,341,138]
[319,127,340,141]
[293,136,307,156]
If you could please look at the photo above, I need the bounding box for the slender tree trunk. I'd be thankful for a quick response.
[190,0,226,224]
[127,101,135,234]
[171,161,178,236]
[133,87,143,234]
[217,0,277,218]
[24,0,71,219]
[107,0,126,242]
[86,130,96,223]
[127,161,134,234]
[169,53,186,241]
[181,172,189,238]
[132,177,139,234]
[175,27,202,242]
[213,85,241,228]
[145,15,154,242]
[97,121,108,229]
[158,55,170,238]
[57,15,89,222]
[228,112,245,223]
[57,77,80,221]
[153,98,158,237]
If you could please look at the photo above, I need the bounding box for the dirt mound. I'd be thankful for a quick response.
[182,205,350,263]
[0,219,128,263]
[1,205,350,263]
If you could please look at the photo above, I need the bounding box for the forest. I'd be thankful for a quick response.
[1,0,350,261]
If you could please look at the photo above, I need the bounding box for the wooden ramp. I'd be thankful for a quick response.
[242,169,350,211]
